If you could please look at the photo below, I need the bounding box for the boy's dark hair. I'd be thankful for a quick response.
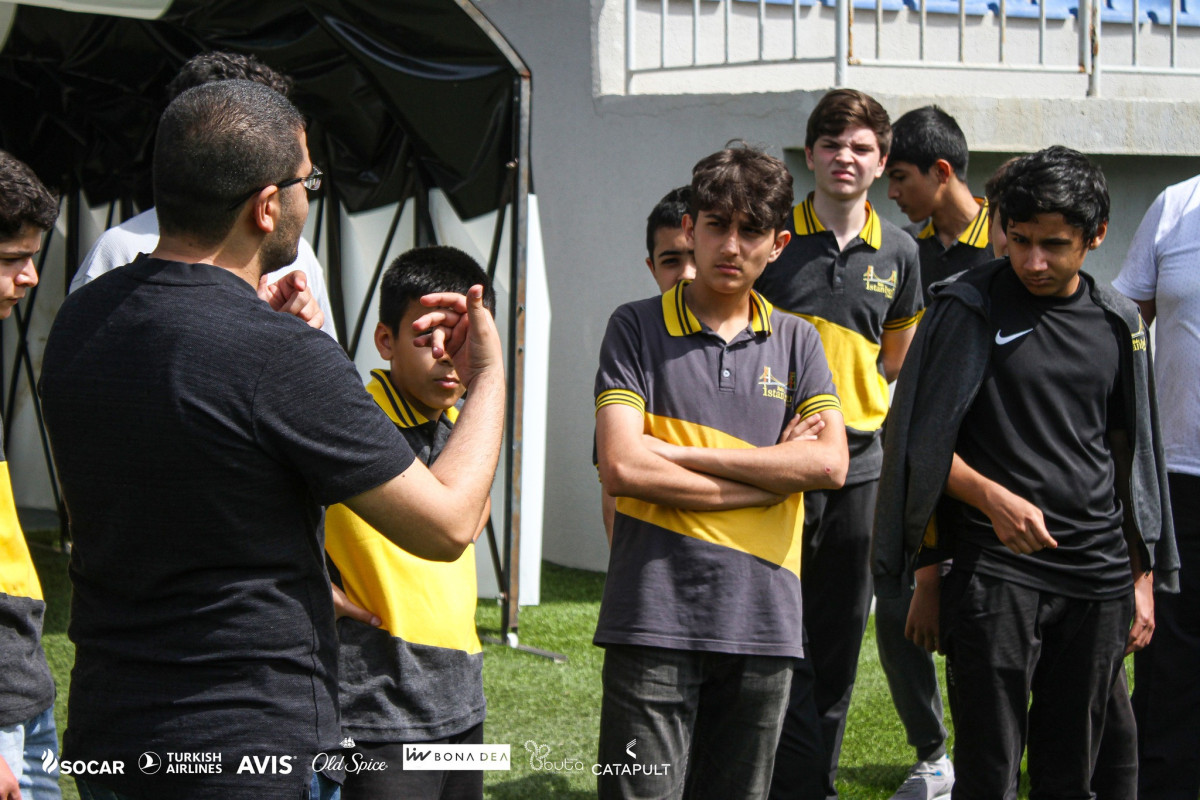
[0,150,59,239]
[379,246,495,332]
[645,186,692,258]
[998,146,1109,245]
[154,80,305,246]
[984,155,1021,223]
[805,89,892,158]
[690,142,794,233]
[889,105,968,180]
[167,51,293,102]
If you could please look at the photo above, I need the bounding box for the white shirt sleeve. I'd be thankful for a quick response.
[70,209,161,293]
[1113,191,1166,302]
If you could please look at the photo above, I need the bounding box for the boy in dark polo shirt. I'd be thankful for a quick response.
[594,143,848,800]
[644,185,698,294]
[875,104,993,800]
[601,187,700,545]
[756,89,922,800]
[0,151,61,800]
[887,106,993,302]
[874,146,1176,799]
[325,246,494,800]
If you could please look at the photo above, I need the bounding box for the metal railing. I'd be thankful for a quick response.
[625,0,1200,96]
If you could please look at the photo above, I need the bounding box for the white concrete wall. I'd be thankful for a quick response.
[477,0,1200,573]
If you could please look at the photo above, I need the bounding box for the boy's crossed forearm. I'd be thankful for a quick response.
[597,405,783,510]
[642,409,848,495]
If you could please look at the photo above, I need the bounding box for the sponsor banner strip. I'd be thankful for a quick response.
[403,744,510,771]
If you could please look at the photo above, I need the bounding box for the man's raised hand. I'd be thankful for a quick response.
[412,285,503,389]
[258,270,324,330]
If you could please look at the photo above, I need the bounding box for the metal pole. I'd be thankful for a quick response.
[502,70,531,643]
[458,0,564,663]
[1086,0,1100,96]
[999,0,1007,62]
[795,0,802,59]
[1132,0,1139,64]
[628,0,637,78]
[725,0,731,63]
[759,0,767,60]
[920,0,928,60]
[959,0,966,62]
[836,0,849,85]
[661,0,669,67]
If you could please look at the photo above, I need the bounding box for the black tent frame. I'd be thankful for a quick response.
[0,0,555,658]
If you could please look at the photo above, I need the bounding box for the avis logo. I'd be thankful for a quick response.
[236,755,294,775]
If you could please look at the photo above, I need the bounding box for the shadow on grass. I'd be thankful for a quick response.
[485,771,595,799]
[537,563,606,605]
[837,763,910,794]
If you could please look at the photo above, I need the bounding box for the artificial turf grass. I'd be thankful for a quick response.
[28,532,1043,800]
[476,562,966,799]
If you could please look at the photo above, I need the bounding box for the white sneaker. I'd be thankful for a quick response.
[888,755,955,800]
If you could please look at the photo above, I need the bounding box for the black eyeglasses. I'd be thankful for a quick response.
[227,165,323,210]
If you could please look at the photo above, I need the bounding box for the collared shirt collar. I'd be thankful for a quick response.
[918,197,990,248]
[367,369,429,428]
[660,280,775,338]
[793,193,882,250]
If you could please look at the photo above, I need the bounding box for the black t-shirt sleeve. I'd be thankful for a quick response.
[253,333,416,506]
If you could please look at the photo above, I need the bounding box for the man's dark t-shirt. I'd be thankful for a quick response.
[944,268,1132,599]
[39,257,416,799]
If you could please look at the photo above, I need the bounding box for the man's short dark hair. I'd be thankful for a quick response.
[690,142,794,233]
[379,246,495,333]
[0,150,59,239]
[998,146,1109,245]
[806,89,892,158]
[153,80,305,246]
[645,186,692,258]
[167,51,293,102]
[889,105,968,180]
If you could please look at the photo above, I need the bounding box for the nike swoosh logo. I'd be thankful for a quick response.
[995,328,1034,345]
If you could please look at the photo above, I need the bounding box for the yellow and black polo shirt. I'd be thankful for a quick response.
[912,197,994,301]
[0,426,55,727]
[593,284,840,658]
[755,195,923,483]
[325,370,484,742]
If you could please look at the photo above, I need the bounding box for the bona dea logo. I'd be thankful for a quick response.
[41,749,126,776]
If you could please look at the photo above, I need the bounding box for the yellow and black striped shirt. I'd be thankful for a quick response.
[756,196,923,483]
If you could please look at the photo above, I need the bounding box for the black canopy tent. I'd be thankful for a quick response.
[0,0,540,645]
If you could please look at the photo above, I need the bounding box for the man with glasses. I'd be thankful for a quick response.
[40,79,506,800]
[71,51,337,339]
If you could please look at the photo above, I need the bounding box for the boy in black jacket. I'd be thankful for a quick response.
[873,146,1177,798]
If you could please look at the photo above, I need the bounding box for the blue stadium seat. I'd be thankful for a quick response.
[819,0,906,11]
[1144,0,1200,24]
[987,0,1077,18]
[902,0,994,14]
[1099,0,1150,22]
[721,0,820,6]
